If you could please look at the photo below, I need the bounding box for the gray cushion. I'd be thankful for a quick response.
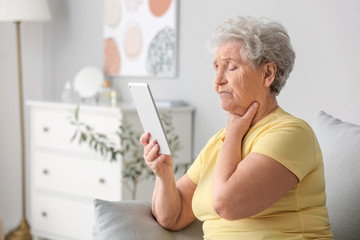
[313,111,360,240]
[93,199,203,240]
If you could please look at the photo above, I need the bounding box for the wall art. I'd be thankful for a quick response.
[104,0,177,77]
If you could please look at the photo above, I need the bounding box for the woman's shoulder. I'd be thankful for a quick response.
[208,128,226,143]
[271,108,312,131]
[255,108,316,146]
[250,107,314,140]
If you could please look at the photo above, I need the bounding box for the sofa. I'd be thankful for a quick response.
[93,111,360,240]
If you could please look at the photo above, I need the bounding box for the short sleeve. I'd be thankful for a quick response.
[187,150,203,185]
[187,129,226,185]
[251,120,317,181]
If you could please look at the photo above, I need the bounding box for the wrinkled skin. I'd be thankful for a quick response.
[213,41,278,127]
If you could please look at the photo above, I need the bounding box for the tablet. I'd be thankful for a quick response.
[128,83,172,155]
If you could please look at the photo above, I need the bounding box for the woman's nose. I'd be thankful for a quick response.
[214,70,226,85]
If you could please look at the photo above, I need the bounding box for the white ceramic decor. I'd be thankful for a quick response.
[73,67,104,99]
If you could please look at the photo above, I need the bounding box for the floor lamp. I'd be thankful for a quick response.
[0,0,51,239]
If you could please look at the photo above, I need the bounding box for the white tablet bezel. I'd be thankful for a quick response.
[128,83,172,155]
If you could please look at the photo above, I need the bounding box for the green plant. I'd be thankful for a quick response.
[69,106,188,200]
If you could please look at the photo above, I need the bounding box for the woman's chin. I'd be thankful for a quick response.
[221,103,246,116]
[221,103,231,112]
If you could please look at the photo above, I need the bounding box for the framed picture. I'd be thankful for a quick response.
[104,0,177,78]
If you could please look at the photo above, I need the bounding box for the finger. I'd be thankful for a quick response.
[144,139,157,157]
[140,132,150,147]
[146,142,160,162]
[152,155,171,172]
[243,102,259,120]
[153,154,168,167]
[156,154,171,165]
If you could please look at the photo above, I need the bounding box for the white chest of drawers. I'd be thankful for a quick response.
[27,101,194,240]
[28,101,122,240]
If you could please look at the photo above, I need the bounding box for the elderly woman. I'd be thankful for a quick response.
[140,16,333,239]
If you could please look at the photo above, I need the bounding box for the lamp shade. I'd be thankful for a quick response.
[0,0,51,22]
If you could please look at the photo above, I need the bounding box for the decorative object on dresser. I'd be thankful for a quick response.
[69,106,188,200]
[73,67,104,103]
[26,101,194,240]
[0,1,51,239]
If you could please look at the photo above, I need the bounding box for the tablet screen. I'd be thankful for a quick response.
[128,83,172,155]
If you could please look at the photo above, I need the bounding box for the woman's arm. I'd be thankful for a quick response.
[212,103,299,220]
[140,133,197,230]
[152,174,197,230]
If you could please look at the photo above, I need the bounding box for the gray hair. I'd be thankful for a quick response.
[210,16,296,95]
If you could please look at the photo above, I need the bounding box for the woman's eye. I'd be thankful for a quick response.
[228,66,237,71]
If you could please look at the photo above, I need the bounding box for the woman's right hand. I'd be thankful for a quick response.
[140,132,197,231]
[140,132,174,179]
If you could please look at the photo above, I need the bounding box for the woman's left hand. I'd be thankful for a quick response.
[226,102,259,138]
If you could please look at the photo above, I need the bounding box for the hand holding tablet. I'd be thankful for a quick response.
[128,83,172,155]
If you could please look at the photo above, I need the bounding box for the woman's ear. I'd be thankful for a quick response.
[263,62,277,88]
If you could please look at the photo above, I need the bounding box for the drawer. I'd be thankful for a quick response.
[31,193,94,240]
[32,108,120,152]
[34,151,121,200]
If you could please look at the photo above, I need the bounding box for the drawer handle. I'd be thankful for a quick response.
[42,169,49,175]
[41,211,47,217]
[43,127,49,133]
[99,178,106,184]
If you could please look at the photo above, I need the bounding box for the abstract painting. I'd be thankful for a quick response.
[104,0,177,77]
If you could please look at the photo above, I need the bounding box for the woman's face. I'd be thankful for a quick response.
[214,41,267,115]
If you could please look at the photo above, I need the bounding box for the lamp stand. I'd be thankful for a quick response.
[6,21,32,240]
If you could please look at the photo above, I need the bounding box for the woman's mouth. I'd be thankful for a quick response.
[219,91,231,95]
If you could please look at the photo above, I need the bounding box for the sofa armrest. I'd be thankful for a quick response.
[93,199,203,240]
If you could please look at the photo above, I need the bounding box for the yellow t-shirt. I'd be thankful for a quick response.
[187,108,333,239]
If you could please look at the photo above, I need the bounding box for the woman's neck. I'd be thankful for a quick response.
[251,95,279,127]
